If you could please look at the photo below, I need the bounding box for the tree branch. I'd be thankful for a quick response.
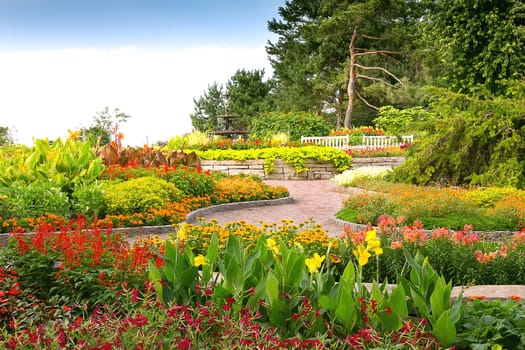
[360,33,383,41]
[355,90,379,110]
[354,63,405,86]
[356,74,396,87]
[354,50,402,57]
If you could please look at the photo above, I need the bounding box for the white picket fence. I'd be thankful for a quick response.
[300,135,350,149]
[300,135,414,150]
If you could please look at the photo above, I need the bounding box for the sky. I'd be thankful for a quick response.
[0,0,285,146]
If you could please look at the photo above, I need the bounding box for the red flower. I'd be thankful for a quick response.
[177,338,192,350]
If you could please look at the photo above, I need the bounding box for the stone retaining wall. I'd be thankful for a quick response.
[200,159,340,180]
[351,156,405,168]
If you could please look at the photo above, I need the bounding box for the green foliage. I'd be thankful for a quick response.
[457,298,525,349]
[392,83,525,188]
[0,126,14,145]
[226,69,274,129]
[165,131,209,150]
[195,145,352,174]
[82,106,130,145]
[0,139,104,220]
[190,69,273,132]
[374,106,435,135]
[166,167,215,197]
[266,0,426,127]
[428,0,525,94]
[190,82,225,132]
[71,181,105,220]
[337,180,523,231]
[249,112,332,141]
[398,251,462,347]
[6,181,71,219]
[102,177,183,216]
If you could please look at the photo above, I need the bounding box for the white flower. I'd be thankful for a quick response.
[332,166,391,186]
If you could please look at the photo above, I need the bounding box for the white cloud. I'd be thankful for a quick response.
[0,45,272,146]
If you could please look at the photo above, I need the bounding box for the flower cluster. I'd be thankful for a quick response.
[352,229,383,266]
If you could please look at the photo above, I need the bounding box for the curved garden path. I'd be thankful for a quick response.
[195,179,525,299]
[200,179,362,238]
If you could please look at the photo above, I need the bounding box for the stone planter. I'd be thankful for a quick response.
[200,159,342,180]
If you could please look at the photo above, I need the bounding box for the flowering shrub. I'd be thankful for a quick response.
[332,166,392,186]
[345,145,409,158]
[102,176,184,216]
[338,180,524,231]
[210,175,289,204]
[2,217,523,349]
[1,218,154,311]
[338,217,525,286]
[329,126,384,137]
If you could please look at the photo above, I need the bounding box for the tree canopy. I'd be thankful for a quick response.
[190,69,272,132]
[81,107,130,145]
[427,0,525,94]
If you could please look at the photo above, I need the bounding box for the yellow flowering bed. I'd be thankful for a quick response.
[157,219,342,266]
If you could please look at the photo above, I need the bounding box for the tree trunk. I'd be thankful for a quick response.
[344,27,359,129]
[335,89,344,130]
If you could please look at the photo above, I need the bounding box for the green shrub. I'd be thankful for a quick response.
[374,106,435,134]
[391,84,525,188]
[71,182,105,220]
[103,177,183,215]
[457,298,525,349]
[6,181,71,219]
[250,112,331,141]
[167,167,215,197]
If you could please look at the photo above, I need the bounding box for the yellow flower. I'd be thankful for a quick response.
[364,229,383,255]
[305,253,325,274]
[178,223,188,241]
[352,244,371,266]
[366,239,384,256]
[194,254,206,267]
[365,229,378,242]
[267,238,280,255]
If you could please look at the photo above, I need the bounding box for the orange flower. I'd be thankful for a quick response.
[509,295,522,301]
[390,241,403,250]
[469,295,486,301]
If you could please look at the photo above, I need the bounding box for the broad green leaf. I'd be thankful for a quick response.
[266,271,279,307]
[206,233,220,264]
[181,266,198,287]
[430,276,451,320]
[340,261,355,288]
[411,287,431,321]
[318,293,336,311]
[284,252,306,289]
[389,285,408,318]
[450,293,464,324]
[224,257,242,294]
[226,234,243,266]
[164,240,177,264]
[378,308,402,331]
[269,299,287,328]
[336,284,357,332]
[432,309,457,348]
[370,281,384,305]
[212,285,232,299]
